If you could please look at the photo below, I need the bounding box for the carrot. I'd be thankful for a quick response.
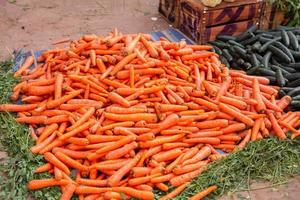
[268,112,286,140]
[173,161,207,175]
[15,56,34,77]
[152,148,182,162]
[219,103,254,126]
[189,185,217,200]
[140,134,184,148]
[108,92,130,108]
[75,186,112,194]
[67,107,95,131]
[124,34,141,55]
[37,123,59,143]
[110,53,137,75]
[191,97,218,111]
[128,173,160,186]
[44,152,70,175]
[108,153,141,186]
[140,36,158,58]
[55,73,64,99]
[54,151,88,171]
[95,135,136,155]
[28,179,69,190]
[151,173,174,184]
[47,90,82,109]
[189,131,223,138]
[196,119,228,129]
[104,112,157,123]
[60,183,77,200]
[105,142,138,160]
[112,187,154,200]
[182,146,211,165]
[59,120,94,141]
[16,115,47,124]
[31,131,57,153]
[216,76,231,101]
[0,104,37,112]
[132,167,152,177]
[160,182,190,199]
[156,183,169,192]
[251,118,263,141]
[34,163,53,173]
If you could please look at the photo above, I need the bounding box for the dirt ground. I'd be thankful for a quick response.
[0,0,299,199]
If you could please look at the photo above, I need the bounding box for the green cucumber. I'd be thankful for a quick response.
[287,31,299,51]
[262,51,272,68]
[281,30,290,46]
[267,45,291,63]
[276,69,286,87]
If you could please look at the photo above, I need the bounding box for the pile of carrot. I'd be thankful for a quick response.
[1,29,300,200]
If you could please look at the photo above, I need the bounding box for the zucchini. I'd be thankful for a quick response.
[273,42,295,63]
[256,67,276,76]
[209,41,229,49]
[243,62,252,70]
[220,56,230,68]
[287,86,300,97]
[255,53,263,62]
[231,62,241,70]
[259,33,275,39]
[281,30,290,46]
[251,42,262,52]
[278,89,286,98]
[262,51,272,68]
[250,53,260,67]
[287,31,299,51]
[275,69,285,87]
[236,32,251,42]
[270,64,291,76]
[267,45,291,63]
[287,79,300,87]
[292,95,300,101]
[240,35,259,45]
[290,100,300,108]
[228,40,244,48]
[279,65,296,73]
[216,35,237,42]
[288,63,300,69]
[233,46,249,60]
[290,49,300,59]
[246,66,259,75]
[259,36,273,43]
[259,37,281,53]
[213,46,222,55]
[265,76,277,84]
[285,73,300,81]
[276,25,296,31]
[281,87,295,92]
[222,49,233,62]
[246,25,257,33]
[236,58,245,65]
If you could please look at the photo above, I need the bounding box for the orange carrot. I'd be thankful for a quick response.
[28,179,69,190]
[219,103,254,126]
[15,56,34,77]
[189,185,217,200]
[159,182,190,200]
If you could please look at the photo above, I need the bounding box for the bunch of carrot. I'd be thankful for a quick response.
[1,29,299,200]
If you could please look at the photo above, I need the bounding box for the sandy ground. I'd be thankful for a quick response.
[0,0,299,199]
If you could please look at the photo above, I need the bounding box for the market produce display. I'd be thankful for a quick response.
[210,25,300,109]
[0,30,300,200]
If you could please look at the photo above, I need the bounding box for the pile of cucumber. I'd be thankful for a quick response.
[209,25,300,109]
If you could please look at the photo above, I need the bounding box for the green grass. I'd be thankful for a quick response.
[0,60,299,200]
[0,60,60,200]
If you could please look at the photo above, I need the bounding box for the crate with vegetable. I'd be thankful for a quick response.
[178,0,263,43]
